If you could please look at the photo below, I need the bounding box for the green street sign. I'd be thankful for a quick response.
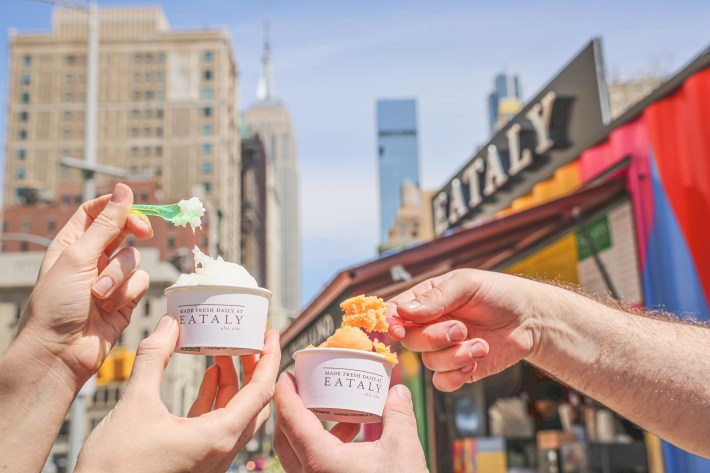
[576,215,612,260]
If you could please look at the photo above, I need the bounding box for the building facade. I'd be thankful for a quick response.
[240,129,267,288]
[385,182,435,250]
[376,98,421,248]
[243,22,300,330]
[3,6,240,260]
[488,72,523,134]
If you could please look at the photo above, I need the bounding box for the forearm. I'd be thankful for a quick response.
[526,283,710,457]
[0,333,81,471]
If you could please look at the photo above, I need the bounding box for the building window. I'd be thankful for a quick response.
[142,329,150,339]
[64,110,72,120]
[133,91,141,101]
[202,162,213,174]
[156,127,163,137]
[65,92,73,102]
[21,74,31,85]
[201,143,212,156]
[48,217,56,232]
[201,88,213,100]
[22,54,31,67]
[145,72,152,82]
[155,146,163,157]
[66,74,73,84]
[156,109,164,119]
[143,146,150,157]
[145,91,154,100]
[18,130,27,140]
[144,127,152,137]
[17,149,26,160]
[144,109,153,119]
[20,217,30,232]
[157,52,165,64]
[63,129,71,139]
[131,128,139,137]
[167,235,175,249]
[19,111,28,122]
[203,51,213,63]
[155,90,164,101]
[16,168,25,179]
[20,240,30,252]
[130,146,138,157]
[140,192,148,202]
[145,53,153,63]
[157,72,164,83]
[203,182,211,193]
[21,92,29,103]
[133,73,140,84]
[202,124,213,135]
[203,107,212,117]
[203,70,213,81]
[144,299,151,316]
[133,53,141,64]
[131,109,140,119]
[66,55,76,65]
[130,165,138,175]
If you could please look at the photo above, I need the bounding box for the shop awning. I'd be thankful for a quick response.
[282,177,627,347]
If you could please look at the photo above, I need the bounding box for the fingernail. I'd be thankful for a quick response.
[470,342,486,358]
[102,300,115,312]
[461,363,476,374]
[448,324,466,342]
[400,301,420,311]
[393,384,411,401]
[136,214,152,233]
[155,314,175,333]
[391,325,406,339]
[93,276,114,297]
[111,183,130,203]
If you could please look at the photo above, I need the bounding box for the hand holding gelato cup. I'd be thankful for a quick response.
[165,247,271,356]
[294,295,398,423]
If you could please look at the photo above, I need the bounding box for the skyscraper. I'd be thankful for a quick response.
[376,99,421,248]
[3,6,241,260]
[488,72,523,135]
[243,20,300,331]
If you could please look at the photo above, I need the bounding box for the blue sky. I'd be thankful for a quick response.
[1,0,709,307]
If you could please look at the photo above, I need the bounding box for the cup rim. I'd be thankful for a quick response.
[293,346,396,365]
[164,284,272,297]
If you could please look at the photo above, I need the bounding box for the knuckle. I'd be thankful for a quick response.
[136,337,162,357]
[93,211,123,235]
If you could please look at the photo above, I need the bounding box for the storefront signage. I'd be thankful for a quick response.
[434,39,610,235]
[576,215,612,260]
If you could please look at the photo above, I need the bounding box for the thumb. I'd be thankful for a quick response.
[396,272,476,323]
[124,314,178,398]
[381,385,420,445]
[74,183,134,259]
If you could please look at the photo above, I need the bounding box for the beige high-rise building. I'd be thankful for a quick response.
[3,6,241,259]
[385,181,435,250]
[243,22,300,331]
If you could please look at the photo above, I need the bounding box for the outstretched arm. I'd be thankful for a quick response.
[388,269,710,458]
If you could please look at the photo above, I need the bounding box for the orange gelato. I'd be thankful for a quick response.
[312,294,398,364]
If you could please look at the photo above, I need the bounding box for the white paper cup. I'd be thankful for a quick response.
[294,347,395,423]
[165,284,272,356]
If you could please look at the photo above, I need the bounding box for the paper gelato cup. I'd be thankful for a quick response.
[165,284,272,356]
[294,347,395,423]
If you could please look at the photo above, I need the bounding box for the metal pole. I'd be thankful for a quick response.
[82,1,99,201]
[69,5,98,470]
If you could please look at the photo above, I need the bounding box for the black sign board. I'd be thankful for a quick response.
[433,39,610,235]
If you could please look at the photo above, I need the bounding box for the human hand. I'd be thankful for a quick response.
[15,183,153,387]
[387,269,541,391]
[76,315,281,473]
[273,373,428,473]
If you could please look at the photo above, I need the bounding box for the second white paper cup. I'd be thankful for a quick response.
[294,347,395,423]
[165,284,271,356]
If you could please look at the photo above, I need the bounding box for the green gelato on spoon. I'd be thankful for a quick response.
[130,197,206,232]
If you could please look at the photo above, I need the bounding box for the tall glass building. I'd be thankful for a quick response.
[376,99,421,247]
[488,72,523,135]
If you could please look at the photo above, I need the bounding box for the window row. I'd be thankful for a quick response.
[130,146,163,157]
[130,127,164,138]
[133,52,165,65]
[4,214,56,232]
[132,90,164,101]
[130,108,164,120]
[133,71,165,84]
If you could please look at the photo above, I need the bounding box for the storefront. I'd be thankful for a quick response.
[281,40,710,473]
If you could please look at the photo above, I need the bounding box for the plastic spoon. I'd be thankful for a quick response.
[130,200,204,230]
[386,315,426,328]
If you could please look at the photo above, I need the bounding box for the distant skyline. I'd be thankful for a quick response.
[1,0,709,306]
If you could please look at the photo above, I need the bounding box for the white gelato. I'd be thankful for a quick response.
[173,246,258,288]
[172,197,206,232]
